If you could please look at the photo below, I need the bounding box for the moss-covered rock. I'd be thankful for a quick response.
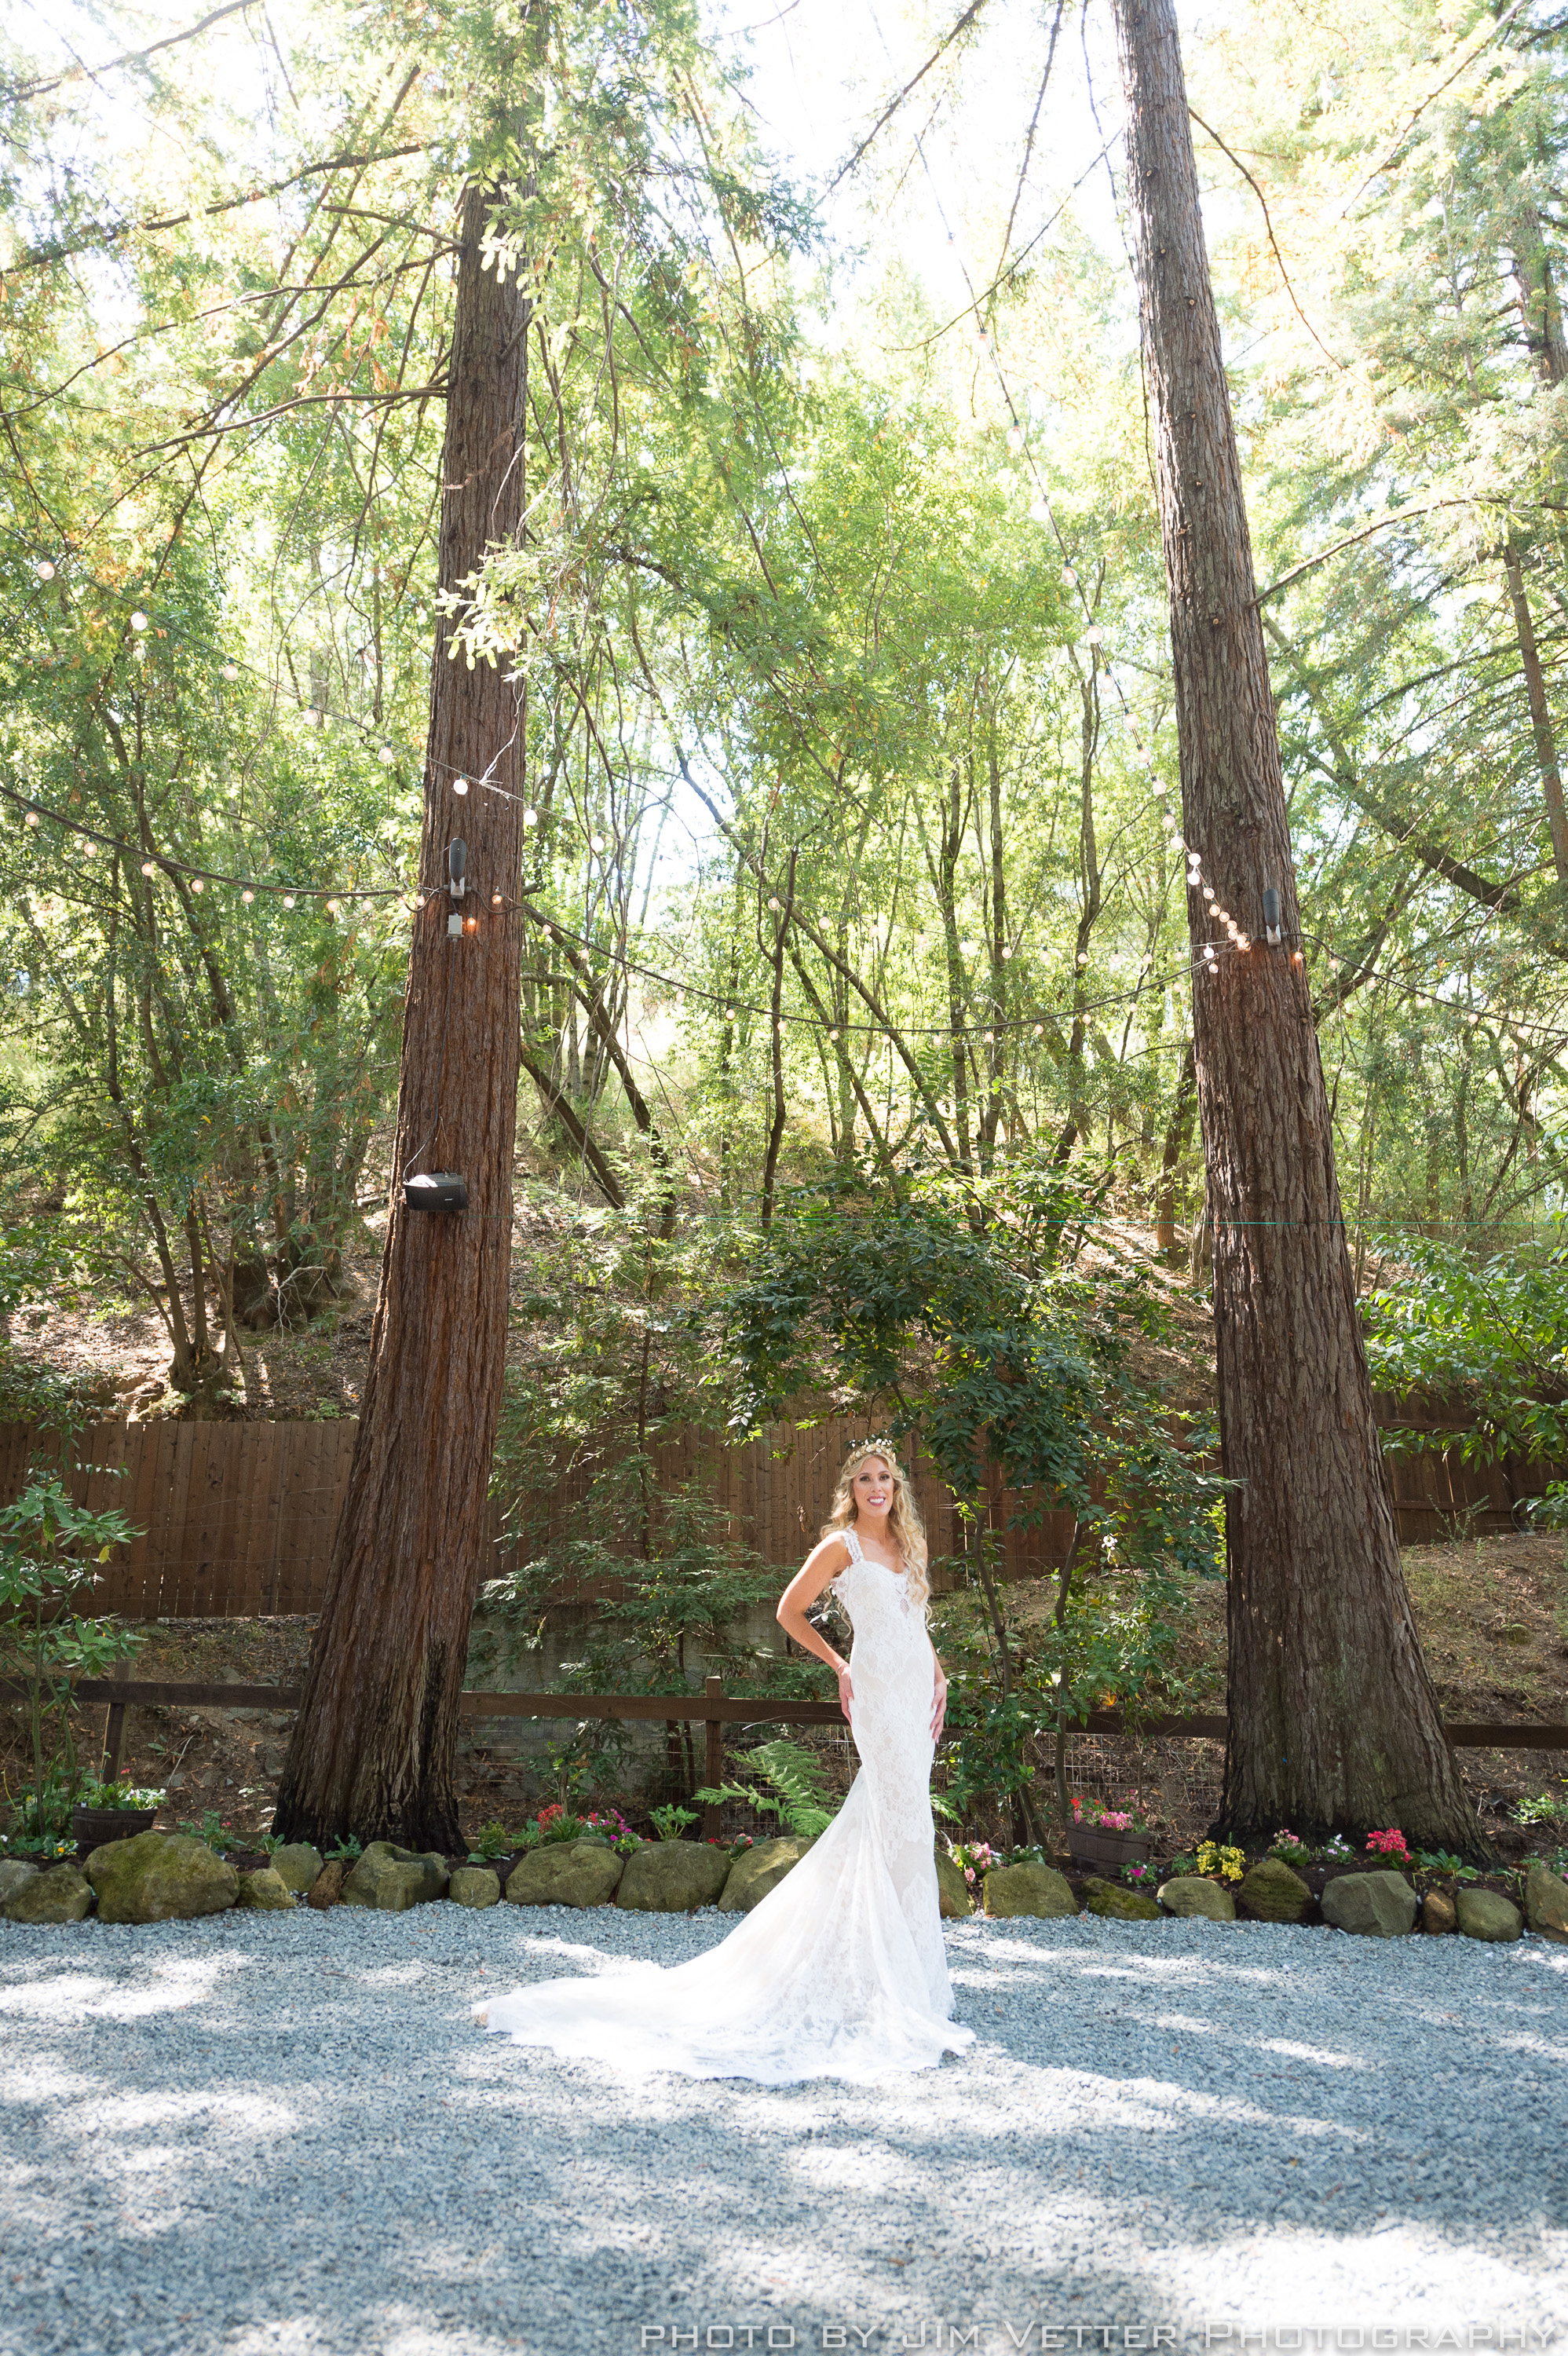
[4,1864,93,1923]
[1237,1858,1313,1922]
[1082,1876,1161,1921]
[233,1868,294,1911]
[981,1862,1078,1919]
[1455,1888,1522,1943]
[616,1842,730,1912]
[717,1835,815,1913]
[86,1833,237,1925]
[269,1843,323,1895]
[1321,1869,1416,1939]
[341,1842,449,1912]
[505,1840,623,1908]
[934,1846,974,1919]
[0,1860,40,1909]
[1158,1875,1236,1922]
[448,1866,501,1909]
[1524,1861,1568,1937]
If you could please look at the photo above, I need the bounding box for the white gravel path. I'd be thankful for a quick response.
[1,1907,1564,2356]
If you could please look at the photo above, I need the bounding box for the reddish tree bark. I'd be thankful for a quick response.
[1109,0,1479,1846]
[273,177,528,1851]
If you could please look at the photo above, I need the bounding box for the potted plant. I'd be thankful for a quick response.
[1065,1798,1154,1870]
[74,1780,164,1850]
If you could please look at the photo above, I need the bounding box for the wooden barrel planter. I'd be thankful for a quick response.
[74,1804,158,1851]
[1066,1824,1154,1871]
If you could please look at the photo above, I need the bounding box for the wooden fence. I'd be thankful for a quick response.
[0,1399,1555,1623]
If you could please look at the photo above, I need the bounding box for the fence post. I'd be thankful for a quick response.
[702,1674,724,1841]
[101,1655,130,1784]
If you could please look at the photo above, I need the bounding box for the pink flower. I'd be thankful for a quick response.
[1366,1827,1410,1860]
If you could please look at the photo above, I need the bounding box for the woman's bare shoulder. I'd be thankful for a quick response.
[799,1532,853,1586]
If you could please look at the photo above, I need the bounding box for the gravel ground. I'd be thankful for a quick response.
[2,1907,1565,2356]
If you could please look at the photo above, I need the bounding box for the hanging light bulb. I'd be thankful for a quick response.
[452,777,469,796]
[283,895,296,908]
[1086,625,1104,648]
[242,890,255,905]
[1006,425,1024,454]
[35,560,55,581]
[415,893,427,909]
[1028,498,1051,525]
[221,664,239,681]
[523,809,538,828]
[492,891,503,907]
[325,899,339,916]
[130,612,149,632]
[141,860,155,877]
[191,879,205,894]
[767,896,780,912]
[24,810,39,829]
[378,745,397,766]
[463,913,478,935]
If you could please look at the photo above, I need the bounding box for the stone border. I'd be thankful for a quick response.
[3,1837,1564,1945]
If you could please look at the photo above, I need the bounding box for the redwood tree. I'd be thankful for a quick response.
[273,171,529,1853]
[1108,0,1479,1847]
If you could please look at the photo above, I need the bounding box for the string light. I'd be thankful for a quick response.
[283,895,295,908]
[35,561,54,581]
[491,891,503,907]
[452,778,469,796]
[24,811,38,829]
[221,664,239,681]
[242,890,255,904]
[130,613,148,632]
[140,861,155,877]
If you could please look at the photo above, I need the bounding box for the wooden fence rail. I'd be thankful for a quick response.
[26,1677,1566,1747]
[0,1398,1561,1624]
[12,1675,1563,1838]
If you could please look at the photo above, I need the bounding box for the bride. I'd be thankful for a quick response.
[474,1443,975,2083]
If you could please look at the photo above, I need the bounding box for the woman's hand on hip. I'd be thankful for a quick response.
[930,1667,948,1741]
[836,1662,854,1722]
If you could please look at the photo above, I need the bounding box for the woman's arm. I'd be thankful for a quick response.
[930,1639,948,1741]
[777,1537,854,1721]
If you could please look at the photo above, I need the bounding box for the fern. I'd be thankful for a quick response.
[692,1740,838,1838]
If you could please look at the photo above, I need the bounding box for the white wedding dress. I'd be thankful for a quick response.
[475,1530,975,2083]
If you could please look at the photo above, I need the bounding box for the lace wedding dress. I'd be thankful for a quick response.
[475,1530,975,2083]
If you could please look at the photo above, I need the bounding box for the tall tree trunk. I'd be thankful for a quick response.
[1109,0,1478,1848]
[274,173,529,1852]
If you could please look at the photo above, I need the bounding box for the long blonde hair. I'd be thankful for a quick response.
[821,1441,930,1608]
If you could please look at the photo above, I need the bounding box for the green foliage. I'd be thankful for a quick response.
[691,1740,839,1839]
[327,1834,364,1864]
[1365,1234,1568,1464]
[725,1163,1225,1835]
[76,1780,163,1812]
[0,1464,143,1836]
[466,1820,514,1862]
[649,1804,700,1842]
[178,1811,241,1855]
